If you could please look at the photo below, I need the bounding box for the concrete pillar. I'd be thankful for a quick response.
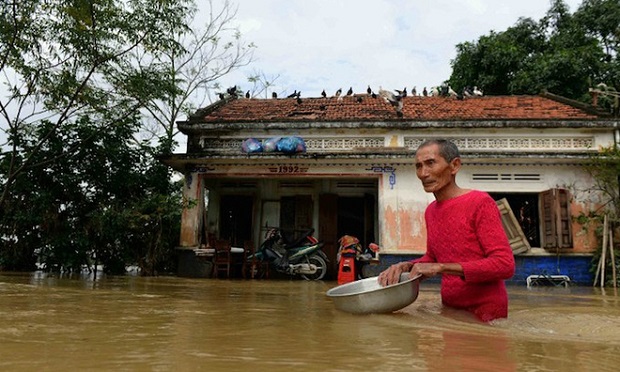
[179,172,203,247]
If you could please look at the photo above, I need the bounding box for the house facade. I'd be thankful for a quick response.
[161,92,619,284]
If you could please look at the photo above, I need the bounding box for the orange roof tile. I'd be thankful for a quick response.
[194,94,600,123]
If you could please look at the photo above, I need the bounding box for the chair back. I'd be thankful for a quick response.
[213,239,232,278]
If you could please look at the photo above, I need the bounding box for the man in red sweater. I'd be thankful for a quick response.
[378,139,515,322]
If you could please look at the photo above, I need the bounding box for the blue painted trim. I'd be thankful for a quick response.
[377,253,595,286]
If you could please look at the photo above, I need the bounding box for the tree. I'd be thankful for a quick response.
[583,146,620,286]
[0,0,191,210]
[449,0,611,102]
[134,0,256,149]
[450,17,547,95]
[0,0,192,272]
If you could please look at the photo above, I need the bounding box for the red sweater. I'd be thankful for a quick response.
[413,190,515,322]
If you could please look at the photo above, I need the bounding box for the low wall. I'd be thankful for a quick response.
[177,249,213,278]
[375,253,595,286]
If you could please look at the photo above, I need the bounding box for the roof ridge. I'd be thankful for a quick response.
[539,90,611,117]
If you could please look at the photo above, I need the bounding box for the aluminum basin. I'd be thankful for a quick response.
[326,273,420,314]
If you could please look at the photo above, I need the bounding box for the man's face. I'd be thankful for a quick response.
[414,144,457,194]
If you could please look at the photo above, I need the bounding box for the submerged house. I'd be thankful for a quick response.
[161,91,619,284]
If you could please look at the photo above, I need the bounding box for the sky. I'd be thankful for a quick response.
[207,0,584,99]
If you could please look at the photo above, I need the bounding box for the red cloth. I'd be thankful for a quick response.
[413,190,515,322]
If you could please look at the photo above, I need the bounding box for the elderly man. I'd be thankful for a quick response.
[378,139,515,322]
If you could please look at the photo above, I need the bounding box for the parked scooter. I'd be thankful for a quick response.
[251,227,328,280]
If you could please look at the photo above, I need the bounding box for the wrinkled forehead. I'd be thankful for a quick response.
[414,144,443,162]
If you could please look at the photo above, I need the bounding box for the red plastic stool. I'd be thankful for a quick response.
[337,256,356,285]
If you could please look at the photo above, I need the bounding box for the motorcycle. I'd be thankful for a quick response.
[250,227,328,280]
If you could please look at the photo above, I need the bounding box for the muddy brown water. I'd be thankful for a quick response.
[1,272,620,371]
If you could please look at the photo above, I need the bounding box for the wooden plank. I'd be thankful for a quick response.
[496,198,531,255]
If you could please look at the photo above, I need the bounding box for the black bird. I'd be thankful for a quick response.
[367,85,372,95]
[227,86,237,97]
[245,90,250,99]
[356,96,363,103]
[296,97,302,104]
[321,89,327,98]
[440,84,449,97]
[287,90,298,98]
[422,87,428,97]
[371,92,377,99]
[334,88,342,98]
[218,92,225,100]
[412,86,417,96]
[346,87,353,96]
[272,92,277,99]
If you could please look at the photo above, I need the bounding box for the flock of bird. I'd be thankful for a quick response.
[218,84,484,117]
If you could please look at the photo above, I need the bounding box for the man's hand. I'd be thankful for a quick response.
[378,261,412,287]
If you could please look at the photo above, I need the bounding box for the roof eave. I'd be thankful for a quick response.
[176,119,619,135]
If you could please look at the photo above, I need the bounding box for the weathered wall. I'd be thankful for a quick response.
[179,172,203,247]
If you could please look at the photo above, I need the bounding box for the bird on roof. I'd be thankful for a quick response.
[321,89,327,98]
[440,84,449,97]
[226,86,238,97]
[462,86,473,97]
[378,87,404,116]
[448,85,458,98]
[473,86,483,96]
[395,87,407,97]
[272,92,278,99]
[245,90,250,99]
[334,88,342,98]
[367,85,372,95]
[296,97,302,104]
[287,90,298,98]
[346,87,353,96]
[412,86,417,96]
[356,96,363,103]
[422,87,428,96]
[218,92,225,100]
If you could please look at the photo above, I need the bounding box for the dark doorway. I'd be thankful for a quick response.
[337,195,376,249]
[219,195,254,247]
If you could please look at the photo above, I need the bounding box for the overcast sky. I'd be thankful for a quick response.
[209,0,584,99]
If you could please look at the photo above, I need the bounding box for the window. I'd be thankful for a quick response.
[489,188,572,251]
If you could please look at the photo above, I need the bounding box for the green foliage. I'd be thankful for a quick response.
[583,146,620,286]
[449,0,617,103]
[584,146,620,220]
[0,0,193,274]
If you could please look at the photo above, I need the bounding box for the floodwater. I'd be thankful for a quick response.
[1,273,620,372]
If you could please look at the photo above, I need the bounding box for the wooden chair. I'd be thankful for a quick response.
[213,239,232,278]
[244,240,269,279]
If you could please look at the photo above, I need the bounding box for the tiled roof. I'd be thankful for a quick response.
[193,94,600,123]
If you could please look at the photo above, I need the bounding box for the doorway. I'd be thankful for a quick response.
[219,195,254,247]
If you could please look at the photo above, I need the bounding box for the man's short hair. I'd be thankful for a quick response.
[416,139,460,162]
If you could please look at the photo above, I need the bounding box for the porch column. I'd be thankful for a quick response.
[179,171,203,248]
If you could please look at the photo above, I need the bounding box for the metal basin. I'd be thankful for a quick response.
[326,273,421,314]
